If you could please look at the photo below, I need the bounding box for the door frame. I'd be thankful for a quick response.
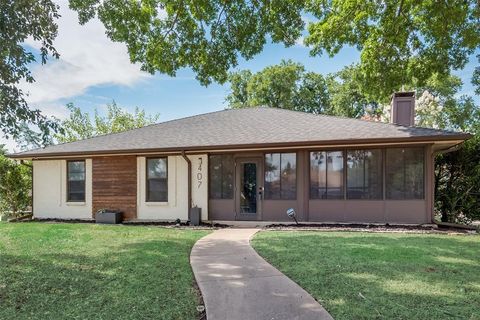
[235,157,263,221]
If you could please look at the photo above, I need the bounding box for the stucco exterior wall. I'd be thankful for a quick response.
[189,154,209,220]
[137,156,188,220]
[136,154,208,221]
[33,159,92,219]
[30,145,433,224]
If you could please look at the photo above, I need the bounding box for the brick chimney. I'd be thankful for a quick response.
[390,92,415,126]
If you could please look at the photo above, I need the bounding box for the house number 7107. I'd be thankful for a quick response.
[197,157,203,188]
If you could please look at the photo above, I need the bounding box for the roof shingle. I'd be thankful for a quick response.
[10,107,470,158]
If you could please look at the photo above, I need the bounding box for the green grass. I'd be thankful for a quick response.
[0,222,210,320]
[252,231,480,320]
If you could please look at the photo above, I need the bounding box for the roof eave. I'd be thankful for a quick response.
[7,133,472,160]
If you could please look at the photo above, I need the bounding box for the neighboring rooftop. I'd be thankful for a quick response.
[10,107,470,158]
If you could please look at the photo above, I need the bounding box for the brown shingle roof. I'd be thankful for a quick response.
[10,107,470,158]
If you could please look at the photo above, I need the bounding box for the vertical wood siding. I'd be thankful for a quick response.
[92,156,137,220]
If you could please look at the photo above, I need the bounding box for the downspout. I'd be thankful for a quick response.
[181,151,192,221]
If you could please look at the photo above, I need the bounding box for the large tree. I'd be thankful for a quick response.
[433,96,480,223]
[227,61,381,117]
[69,0,479,98]
[56,101,160,143]
[227,60,330,114]
[305,0,480,101]
[13,101,160,149]
[1,0,61,143]
[326,65,380,118]
[69,0,305,85]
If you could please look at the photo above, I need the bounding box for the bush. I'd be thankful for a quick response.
[435,137,480,223]
[0,154,32,218]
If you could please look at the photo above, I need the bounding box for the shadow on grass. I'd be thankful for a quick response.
[252,232,480,320]
[0,231,206,320]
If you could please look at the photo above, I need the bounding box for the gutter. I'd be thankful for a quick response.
[181,151,192,221]
[433,141,465,155]
[7,134,472,160]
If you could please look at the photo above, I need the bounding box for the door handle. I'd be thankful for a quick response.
[258,187,264,200]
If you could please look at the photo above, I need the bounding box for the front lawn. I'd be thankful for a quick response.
[0,222,210,320]
[252,231,480,320]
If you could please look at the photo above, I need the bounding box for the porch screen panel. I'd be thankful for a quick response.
[146,158,168,202]
[265,153,296,200]
[310,151,344,199]
[67,160,86,202]
[347,150,383,199]
[386,147,424,199]
[209,155,234,199]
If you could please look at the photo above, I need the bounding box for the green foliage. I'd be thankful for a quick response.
[434,97,480,223]
[56,101,160,143]
[472,54,480,96]
[305,0,480,101]
[436,139,480,224]
[69,0,305,85]
[253,231,480,319]
[68,1,479,99]
[0,223,210,319]
[0,0,61,143]
[227,60,330,114]
[247,60,305,109]
[326,65,380,118]
[0,154,31,217]
[227,61,379,117]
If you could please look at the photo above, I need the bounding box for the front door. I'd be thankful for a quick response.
[236,158,262,220]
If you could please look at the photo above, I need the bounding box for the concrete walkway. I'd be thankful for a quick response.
[190,228,333,320]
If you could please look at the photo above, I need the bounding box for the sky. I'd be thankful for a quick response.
[1,0,478,152]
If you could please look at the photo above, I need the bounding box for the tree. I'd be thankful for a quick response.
[227,61,381,117]
[225,70,252,108]
[69,1,479,98]
[292,71,329,114]
[1,0,61,143]
[0,148,31,218]
[472,54,480,96]
[227,60,330,114]
[69,0,305,85]
[305,0,480,101]
[247,60,305,109]
[94,102,160,136]
[433,97,480,223]
[56,101,160,143]
[326,65,380,118]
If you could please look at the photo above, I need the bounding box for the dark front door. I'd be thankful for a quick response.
[236,159,262,220]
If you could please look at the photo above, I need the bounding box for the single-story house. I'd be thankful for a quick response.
[9,92,471,224]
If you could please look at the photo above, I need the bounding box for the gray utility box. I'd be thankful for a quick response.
[95,210,123,224]
[190,207,201,226]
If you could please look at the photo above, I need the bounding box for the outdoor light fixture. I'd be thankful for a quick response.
[286,208,299,225]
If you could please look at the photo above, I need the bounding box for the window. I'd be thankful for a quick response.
[209,154,234,199]
[67,160,86,202]
[347,150,383,199]
[264,153,297,200]
[386,147,424,199]
[146,158,168,202]
[310,151,344,199]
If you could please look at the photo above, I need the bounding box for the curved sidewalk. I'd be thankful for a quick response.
[190,228,333,320]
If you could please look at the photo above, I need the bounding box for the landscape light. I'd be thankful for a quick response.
[286,208,299,225]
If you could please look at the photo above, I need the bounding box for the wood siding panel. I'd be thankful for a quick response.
[92,156,137,220]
